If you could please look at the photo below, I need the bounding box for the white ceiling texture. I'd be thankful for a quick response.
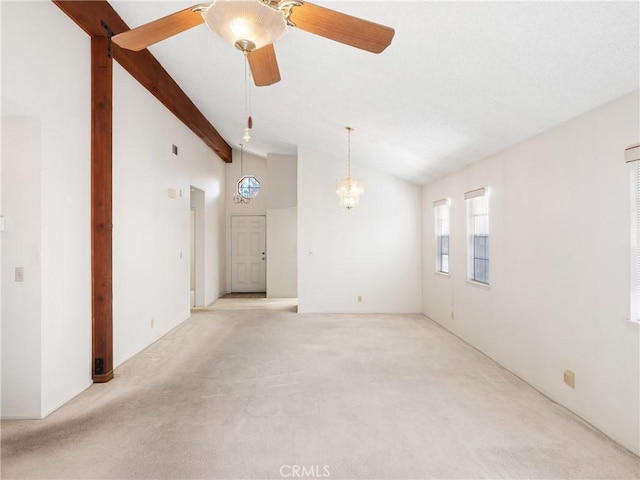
[111,1,640,185]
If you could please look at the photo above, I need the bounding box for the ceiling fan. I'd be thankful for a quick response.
[112,0,395,87]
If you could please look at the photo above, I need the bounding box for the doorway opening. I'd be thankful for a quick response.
[190,187,205,307]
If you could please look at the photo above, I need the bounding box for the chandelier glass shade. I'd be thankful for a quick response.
[336,127,363,210]
[336,177,364,210]
[203,0,288,52]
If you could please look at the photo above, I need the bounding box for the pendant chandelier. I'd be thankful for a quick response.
[233,54,260,205]
[336,127,364,209]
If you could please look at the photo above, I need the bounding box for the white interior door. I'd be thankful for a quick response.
[231,215,266,292]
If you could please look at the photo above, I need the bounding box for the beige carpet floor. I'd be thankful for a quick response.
[2,298,639,479]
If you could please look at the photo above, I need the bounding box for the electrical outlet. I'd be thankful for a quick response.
[15,267,24,282]
[150,318,154,328]
[357,295,362,303]
[451,311,455,320]
[563,370,575,388]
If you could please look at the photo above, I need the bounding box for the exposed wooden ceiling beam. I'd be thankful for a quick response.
[53,0,232,163]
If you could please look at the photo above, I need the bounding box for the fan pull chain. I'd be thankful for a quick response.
[243,56,252,142]
[347,126,353,179]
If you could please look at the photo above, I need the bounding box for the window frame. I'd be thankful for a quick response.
[465,187,490,285]
[627,143,640,323]
[237,175,260,200]
[433,198,451,275]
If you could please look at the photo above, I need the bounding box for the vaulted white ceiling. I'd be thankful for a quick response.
[111,1,639,185]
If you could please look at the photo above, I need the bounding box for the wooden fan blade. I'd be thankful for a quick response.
[112,5,206,51]
[248,44,281,86]
[288,2,394,54]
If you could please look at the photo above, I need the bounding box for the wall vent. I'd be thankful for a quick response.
[172,144,179,156]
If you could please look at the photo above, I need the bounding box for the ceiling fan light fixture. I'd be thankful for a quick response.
[203,0,288,52]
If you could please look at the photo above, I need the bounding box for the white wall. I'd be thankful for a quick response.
[422,90,640,454]
[267,154,297,298]
[112,63,227,367]
[267,207,297,297]
[298,146,422,313]
[225,151,298,297]
[1,1,92,418]
[225,149,267,292]
[1,116,43,418]
[226,149,268,217]
[267,154,297,209]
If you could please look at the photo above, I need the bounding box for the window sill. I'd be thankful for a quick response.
[625,318,640,325]
[435,271,450,277]
[467,279,490,289]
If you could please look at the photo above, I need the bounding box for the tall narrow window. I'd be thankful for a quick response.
[466,187,489,285]
[627,143,640,322]
[434,199,450,274]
